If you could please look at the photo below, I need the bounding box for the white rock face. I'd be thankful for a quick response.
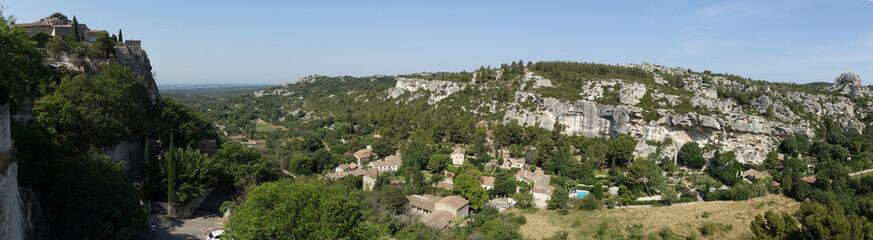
[618,83,647,105]
[503,93,809,163]
[0,163,24,240]
[827,72,873,98]
[0,103,24,240]
[387,78,465,104]
[522,71,553,88]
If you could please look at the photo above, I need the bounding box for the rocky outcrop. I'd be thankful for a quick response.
[522,71,553,89]
[0,102,25,240]
[387,78,464,104]
[826,72,873,98]
[112,43,159,103]
[618,83,646,105]
[503,94,810,163]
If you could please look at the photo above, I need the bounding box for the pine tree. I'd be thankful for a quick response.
[118,29,123,42]
[72,16,79,41]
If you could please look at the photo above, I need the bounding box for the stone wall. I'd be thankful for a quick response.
[152,190,212,219]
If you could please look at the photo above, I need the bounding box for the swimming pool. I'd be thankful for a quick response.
[576,191,587,198]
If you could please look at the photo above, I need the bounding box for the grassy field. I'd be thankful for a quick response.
[254,119,287,132]
[510,194,799,240]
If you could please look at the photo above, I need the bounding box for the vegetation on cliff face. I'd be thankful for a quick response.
[3,10,281,239]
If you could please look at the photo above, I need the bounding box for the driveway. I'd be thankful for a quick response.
[141,185,232,240]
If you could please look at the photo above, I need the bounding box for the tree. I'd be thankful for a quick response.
[45,156,147,239]
[548,185,569,214]
[592,181,604,200]
[152,97,214,148]
[34,63,150,151]
[377,185,408,214]
[607,134,637,167]
[118,28,123,42]
[94,31,114,57]
[227,178,372,239]
[750,211,800,240]
[427,154,450,172]
[677,142,706,169]
[707,151,741,186]
[165,146,218,203]
[213,141,276,188]
[764,151,781,170]
[627,158,663,195]
[453,169,489,211]
[72,16,79,41]
[492,169,517,197]
[660,186,678,205]
[1,11,46,104]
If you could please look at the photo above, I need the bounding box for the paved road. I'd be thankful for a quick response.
[141,185,231,240]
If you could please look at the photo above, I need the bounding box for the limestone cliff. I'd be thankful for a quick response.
[385,63,870,164]
[0,102,25,240]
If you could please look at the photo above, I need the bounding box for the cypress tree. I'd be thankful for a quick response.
[167,139,177,203]
[72,16,79,41]
[592,181,604,199]
[118,29,123,42]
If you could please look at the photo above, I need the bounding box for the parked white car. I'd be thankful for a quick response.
[205,229,225,240]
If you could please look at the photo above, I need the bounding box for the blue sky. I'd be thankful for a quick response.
[4,0,873,85]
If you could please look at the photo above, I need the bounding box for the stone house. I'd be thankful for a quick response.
[406,195,470,229]
[501,157,525,169]
[515,169,554,208]
[354,146,378,165]
[12,14,103,42]
[369,155,402,172]
[740,169,771,183]
[481,176,495,190]
[362,168,380,190]
[451,148,466,166]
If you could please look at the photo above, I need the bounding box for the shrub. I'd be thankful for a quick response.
[701,211,711,218]
[699,222,732,236]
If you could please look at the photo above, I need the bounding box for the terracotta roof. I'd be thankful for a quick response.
[354,150,377,160]
[325,172,348,180]
[407,195,438,212]
[436,181,454,189]
[348,162,357,169]
[515,170,548,183]
[532,183,555,196]
[372,157,402,167]
[481,176,495,187]
[349,169,366,177]
[84,30,103,33]
[335,164,350,171]
[365,168,380,178]
[801,176,817,184]
[740,169,771,179]
[436,195,469,211]
[343,152,354,157]
[420,210,454,229]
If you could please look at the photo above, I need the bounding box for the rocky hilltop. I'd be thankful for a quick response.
[382,63,868,164]
[253,62,869,164]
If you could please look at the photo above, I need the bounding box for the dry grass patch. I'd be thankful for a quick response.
[511,194,799,240]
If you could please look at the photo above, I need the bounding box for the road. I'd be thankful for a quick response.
[141,185,231,240]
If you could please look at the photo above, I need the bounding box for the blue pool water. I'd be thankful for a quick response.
[577,192,587,198]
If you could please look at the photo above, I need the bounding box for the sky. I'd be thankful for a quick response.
[3,0,873,85]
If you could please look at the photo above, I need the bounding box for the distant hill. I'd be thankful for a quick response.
[179,61,873,164]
